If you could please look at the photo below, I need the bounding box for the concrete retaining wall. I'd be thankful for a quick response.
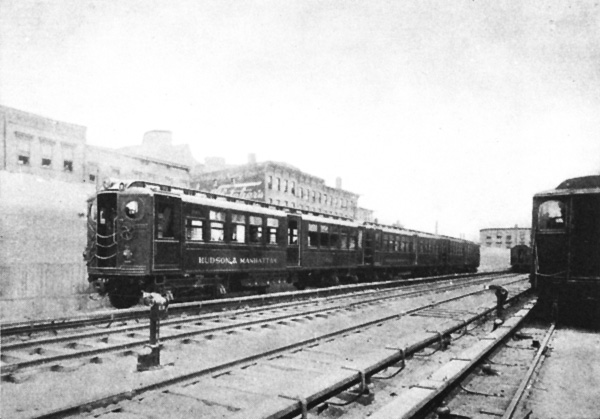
[0,171,107,321]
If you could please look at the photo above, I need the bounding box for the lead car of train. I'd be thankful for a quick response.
[531,175,600,316]
[84,180,480,308]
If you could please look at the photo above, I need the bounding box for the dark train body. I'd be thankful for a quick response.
[531,175,600,315]
[85,180,480,308]
[510,244,531,273]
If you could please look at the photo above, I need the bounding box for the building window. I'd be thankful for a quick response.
[300,187,304,199]
[16,132,32,165]
[276,177,281,191]
[62,145,74,172]
[40,140,54,167]
[284,179,288,193]
[268,175,273,189]
[291,181,295,195]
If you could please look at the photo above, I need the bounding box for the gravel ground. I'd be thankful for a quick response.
[522,327,600,419]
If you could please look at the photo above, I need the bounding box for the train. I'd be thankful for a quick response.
[84,180,480,308]
[510,244,531,273]
[531,175,600,316]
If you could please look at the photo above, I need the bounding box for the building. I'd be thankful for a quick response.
[0,105,87,183]
[480,226,531,249]
[192,157,365,220]
[0,105,196,320]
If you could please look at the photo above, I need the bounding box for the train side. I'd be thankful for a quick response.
[510,244,531,273]
[85,180,480,308]
[531,175,600,314]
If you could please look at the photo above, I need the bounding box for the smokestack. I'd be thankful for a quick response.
[335,177,342,189]
[248,153,256,164]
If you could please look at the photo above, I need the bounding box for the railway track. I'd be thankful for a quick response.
[370,314,553,419]
[0,271,506,338]
[1,273,516,377]
[2,273,529,419]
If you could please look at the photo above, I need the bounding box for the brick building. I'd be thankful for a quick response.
[192,158,372,221]
[479,226,531,248]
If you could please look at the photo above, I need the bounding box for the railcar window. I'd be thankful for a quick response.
[186,219,204,241]
[340,232,348,249]
[124,201,140,219]
[288,220,298,245]
[210,222,224,241]
[308,223,318,247]
[320,224,330,247]
[267,218,279,244]
[156,202,174,238]
[231,214,246,243]
[249,216,263,243]
[330,227,341,248]
[209,210,225,241]
[357,230,363,249]
[538,200,566,230]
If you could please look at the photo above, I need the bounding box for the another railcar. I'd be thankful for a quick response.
[85,180,480,308]
[531,175,600,314]
[510,244,531,273]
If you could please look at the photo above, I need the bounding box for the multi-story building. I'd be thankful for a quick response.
[480,226,531,248]
[192,157,369,220]
[0,105,87,183]
[0,106,194,188]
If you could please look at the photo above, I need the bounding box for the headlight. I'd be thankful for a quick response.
[123,247,133,261]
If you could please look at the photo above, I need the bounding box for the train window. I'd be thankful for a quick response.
[330,227,340,248]
[267,218,279,244]
[288,220,298,245]
[210,210,226,222]
[231,214,246,243]
[538,200,566,230]
[156,202,174,238]
[124,201,140,219]
[319,225,330,247]
[210,222,224,242]
[308,223,319,247]
[249,216,263,243]
[340,232,348,249]
[186,219,204,241]
[394,239,400,252]
[357,230,363,249]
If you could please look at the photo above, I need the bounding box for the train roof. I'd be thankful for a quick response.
[535,175,600,198]
[97,179,358,223]
[364,222,477,244]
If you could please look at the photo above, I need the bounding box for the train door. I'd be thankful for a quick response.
[364,229,376,265]
[287,215,301,266]
[569,194,600,278]
[533,198,568,277]
[153,194,182,271]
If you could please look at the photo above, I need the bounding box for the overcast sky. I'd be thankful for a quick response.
[2,0,599,240]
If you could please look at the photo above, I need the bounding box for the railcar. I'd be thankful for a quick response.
[85,180,480,308]
[531,175,600,315]
[510,244,531,273]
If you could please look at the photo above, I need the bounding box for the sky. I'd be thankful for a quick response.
[1,0,599,241]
